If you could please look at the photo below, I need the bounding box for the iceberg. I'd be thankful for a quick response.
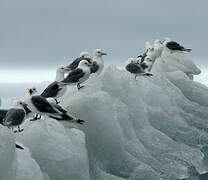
[1,48,208,179]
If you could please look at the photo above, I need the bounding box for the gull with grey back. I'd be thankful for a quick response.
[61,60,92,90]
[3,99,28,133]
[41,65,71,103]
[125,57,153,79]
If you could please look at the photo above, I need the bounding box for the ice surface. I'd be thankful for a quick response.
[1,49,208,180]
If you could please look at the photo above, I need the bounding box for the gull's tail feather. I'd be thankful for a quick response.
[15,143,24,150]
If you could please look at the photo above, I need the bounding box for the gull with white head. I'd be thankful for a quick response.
[41,65,71,103]
[27,88,85,124]
[90,49,107,75]
[61,60,93,90]
[3,98,28,133]
[163,37,192,53]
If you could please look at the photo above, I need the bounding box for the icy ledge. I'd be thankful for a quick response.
[1,56,208,179]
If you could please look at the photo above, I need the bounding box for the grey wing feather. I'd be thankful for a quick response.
[41,81,62,98]
[53,104,67,114]
[90,61,99,73]
[0,109,8,125]
[31,96,58,114]
[4,108,25,126]
[166,41,192,51]
[62,68,85,83]
[126,63,143,74]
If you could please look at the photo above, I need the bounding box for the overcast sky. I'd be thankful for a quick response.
[0,0,207,70]
[0,0,208,107]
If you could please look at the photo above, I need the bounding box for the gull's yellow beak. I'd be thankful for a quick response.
[88,64,93,67]
[23,103,28,107]
[101,52,107,56]
[149,59,153,62]
[64,68,72,71]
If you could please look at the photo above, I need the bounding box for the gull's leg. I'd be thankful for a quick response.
[12,127,19,133]
[77,83,80,90]
[55,99,60,104]
[30,114,41,121]
[15,144,24,150]
[77,83,85,90]
[18,126,24,132]
[145,73,153,77]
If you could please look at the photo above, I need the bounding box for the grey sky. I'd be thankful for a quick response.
[0,0,207,69]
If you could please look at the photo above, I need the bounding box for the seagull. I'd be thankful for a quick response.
[0,99,31,125]
[1,108,32,126]
[25,94,83,123]
[3,99,28,133]
[145,41,160,61]
[0,99,28,149]
[61,60,93,90]
[153,39,164,58]
[145,39,165,72]
[25,95,66,120]
[67,51,92,71]
[27,88,85,124]
[125,57,153,79]
[90,49,107,74]
[163,38,192,52]
[26,87,42,120]
[41,65,71,103]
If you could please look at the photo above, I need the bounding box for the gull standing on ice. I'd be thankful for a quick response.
[163,37,192,52]
[67,51,92,71]
[146,39,165,72]
[0,99,31,125]
[3,99,28,133]
[90,49,107,74]
[25,94,69,120]
[153,39,164,58]
[0,99,26,150]
[61,60,93,90]
[41,65,71,103]
[125,57,153,79]
[27,88,85,124]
